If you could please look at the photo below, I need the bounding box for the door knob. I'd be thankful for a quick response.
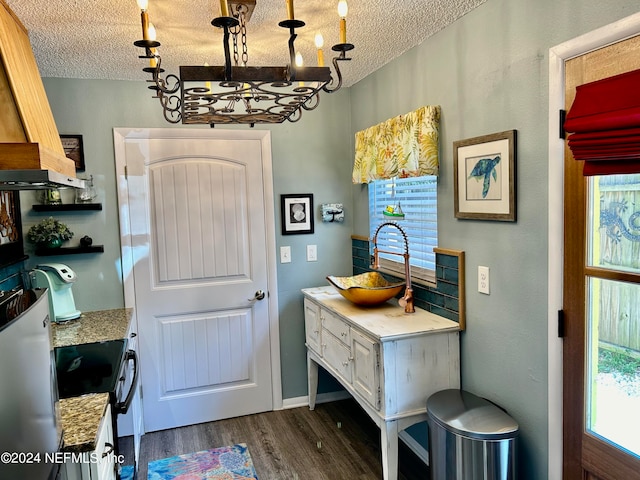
[249,290,266,301]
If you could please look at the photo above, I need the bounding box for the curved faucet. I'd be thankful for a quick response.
[372,221,415,313]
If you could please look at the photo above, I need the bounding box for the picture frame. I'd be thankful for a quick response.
[454,130,517,221]
[60,134,85,171]
[281,194,314,235]
[0,190,25,267]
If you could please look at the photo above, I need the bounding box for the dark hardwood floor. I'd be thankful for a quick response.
[118,399,427,479]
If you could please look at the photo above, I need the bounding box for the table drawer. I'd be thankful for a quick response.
[322,332,352,383]
[321,308,350,346]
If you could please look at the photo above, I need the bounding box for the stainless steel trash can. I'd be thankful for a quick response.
[427,389,519,480]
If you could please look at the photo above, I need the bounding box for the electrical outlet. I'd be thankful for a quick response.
[478,266,490,294]
[306,244,317,262]
[280,246,291,263]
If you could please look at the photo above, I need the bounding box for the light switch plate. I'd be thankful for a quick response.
[306,244,317,262]
[280,246,291,263]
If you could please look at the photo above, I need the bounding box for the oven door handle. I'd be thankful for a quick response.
[114,349,138,415]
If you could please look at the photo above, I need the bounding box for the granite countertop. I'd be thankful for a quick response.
[54,307,133,452]
[52,307,133,348]
[59,393,110,453]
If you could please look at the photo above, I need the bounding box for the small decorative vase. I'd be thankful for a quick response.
[44,189,62,205]
[80,235,93,247]
[46,237,63,249]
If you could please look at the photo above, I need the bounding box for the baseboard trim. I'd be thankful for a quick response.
[280,391,351,410]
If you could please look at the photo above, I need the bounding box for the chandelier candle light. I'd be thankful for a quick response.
[338,0,348,43]
[315,33,325,67]
[133,0,355,126]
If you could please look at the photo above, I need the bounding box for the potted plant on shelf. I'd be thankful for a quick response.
[26,217,74,249]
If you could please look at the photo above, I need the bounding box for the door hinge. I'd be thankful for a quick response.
[559,109,567,139]
[124,165,128,180]
[558,310,565,338]
[139,384,143,400]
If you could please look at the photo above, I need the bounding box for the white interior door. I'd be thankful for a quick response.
[114,128,280,433]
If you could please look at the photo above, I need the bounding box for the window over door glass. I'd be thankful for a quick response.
[586,174,640,458]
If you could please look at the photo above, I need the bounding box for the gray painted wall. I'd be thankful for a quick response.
[23,0,639,476]
[349,0,639,478]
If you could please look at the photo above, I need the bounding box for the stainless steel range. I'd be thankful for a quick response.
[55,339,138,452]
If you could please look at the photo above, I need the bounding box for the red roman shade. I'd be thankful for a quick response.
[564,68,640,176]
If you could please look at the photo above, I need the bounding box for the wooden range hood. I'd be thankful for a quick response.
[0,0,83,190]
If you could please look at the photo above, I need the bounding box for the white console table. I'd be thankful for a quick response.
[302,286,460,480]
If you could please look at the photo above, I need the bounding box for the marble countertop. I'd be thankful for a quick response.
[302,286,460,341]
[54,307,133,452]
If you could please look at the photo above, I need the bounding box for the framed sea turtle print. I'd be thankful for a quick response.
[454,130,517,221]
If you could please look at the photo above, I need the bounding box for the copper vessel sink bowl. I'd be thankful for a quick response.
[326,272,405,306]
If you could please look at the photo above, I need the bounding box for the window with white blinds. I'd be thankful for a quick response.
[368,176,438,285]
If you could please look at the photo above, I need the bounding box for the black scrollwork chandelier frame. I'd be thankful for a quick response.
[133,0,354,127]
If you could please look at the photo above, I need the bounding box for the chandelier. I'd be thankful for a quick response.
[133,0,354,127]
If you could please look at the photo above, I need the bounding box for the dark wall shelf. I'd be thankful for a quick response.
[32,203,102,212]
[0,255,29,269]
[35,245,104,256]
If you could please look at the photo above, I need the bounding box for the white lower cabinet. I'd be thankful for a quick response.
[63,407,117,480]
[351,328,379,409]
[303,287,461,480]
[304,299,322,355]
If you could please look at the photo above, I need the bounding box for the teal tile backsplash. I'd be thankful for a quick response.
[351,237,464,326]
[0,261,25,291]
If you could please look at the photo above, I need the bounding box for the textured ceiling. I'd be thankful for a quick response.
[5,0,485,88]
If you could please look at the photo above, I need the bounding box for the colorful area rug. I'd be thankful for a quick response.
[120,465,134,480]
[147,443,258,479]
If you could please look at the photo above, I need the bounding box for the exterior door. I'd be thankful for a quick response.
[563,36,640,479]
[114,128,278,433]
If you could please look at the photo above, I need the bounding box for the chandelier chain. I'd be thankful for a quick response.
[240,10,249,66]
[230,8,249,66]
[232,29,239,66]
[134,0,354,125]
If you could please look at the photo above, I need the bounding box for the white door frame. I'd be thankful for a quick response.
[114,128,283,434]
[547,12,640,479]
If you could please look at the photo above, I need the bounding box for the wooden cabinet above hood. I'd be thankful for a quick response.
[0,0,77,182]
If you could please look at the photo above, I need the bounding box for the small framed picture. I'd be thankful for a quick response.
[60,134,85,171]
[454,130,517,221]
[0,190,24,266]
[281,194,314,235]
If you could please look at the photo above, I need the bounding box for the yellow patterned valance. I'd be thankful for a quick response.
[352,105,441,184]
